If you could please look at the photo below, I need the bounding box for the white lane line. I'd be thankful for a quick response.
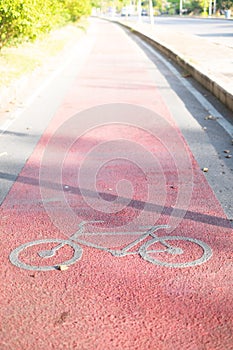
[140,40,233,138]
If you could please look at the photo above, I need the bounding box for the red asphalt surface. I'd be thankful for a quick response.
[1,19,233,349]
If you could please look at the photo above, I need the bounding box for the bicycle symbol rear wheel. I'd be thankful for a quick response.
[139,236,212,268]
[9,239,83,271]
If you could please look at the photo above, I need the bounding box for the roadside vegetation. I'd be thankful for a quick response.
[97,0,233,16]
[0,23,87,89]
[0,0,92,96]
[0,0,92,50]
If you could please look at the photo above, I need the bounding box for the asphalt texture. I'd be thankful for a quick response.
[0,18,233,349]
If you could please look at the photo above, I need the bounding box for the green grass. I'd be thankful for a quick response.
[0,52,41,86]
[0,20,89,88]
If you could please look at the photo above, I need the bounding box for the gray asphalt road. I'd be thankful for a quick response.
[123,16,233,47]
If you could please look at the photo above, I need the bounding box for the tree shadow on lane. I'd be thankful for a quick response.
[0,170,231,229]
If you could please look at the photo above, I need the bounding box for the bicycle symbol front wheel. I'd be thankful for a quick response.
[139,236,212,268]
[9,239,83,271]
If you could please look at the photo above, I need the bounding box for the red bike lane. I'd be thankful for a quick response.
[1,19,233,349]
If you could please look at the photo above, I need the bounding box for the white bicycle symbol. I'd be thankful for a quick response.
[9,221,212,271]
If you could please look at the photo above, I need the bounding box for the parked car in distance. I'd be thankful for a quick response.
[121,6,134,16]
[141,9,148,16]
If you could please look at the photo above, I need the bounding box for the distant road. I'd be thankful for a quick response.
[121,16,233,48]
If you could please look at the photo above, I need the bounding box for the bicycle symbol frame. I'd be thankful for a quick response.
[9,221,213,271]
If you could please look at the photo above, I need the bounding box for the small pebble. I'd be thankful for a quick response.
[204,115,218,121]
[58,265,69,271]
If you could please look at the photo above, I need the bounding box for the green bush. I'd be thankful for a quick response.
[64,0,91,21]
[0,0,91,49]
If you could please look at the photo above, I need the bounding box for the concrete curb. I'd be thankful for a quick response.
[114,20,233,113]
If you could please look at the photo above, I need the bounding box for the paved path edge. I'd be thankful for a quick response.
[109,18,233,113]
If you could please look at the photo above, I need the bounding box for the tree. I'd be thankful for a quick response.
[0,0,92,49]
[218,0,233,9]
[64,0,91,21]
